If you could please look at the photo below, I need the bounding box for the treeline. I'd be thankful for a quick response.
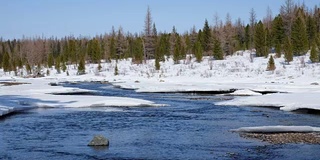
[1,0,320,75]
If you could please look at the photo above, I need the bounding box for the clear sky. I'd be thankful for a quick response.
[1,0,319,40]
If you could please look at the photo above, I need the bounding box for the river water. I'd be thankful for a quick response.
[1,83,320,160]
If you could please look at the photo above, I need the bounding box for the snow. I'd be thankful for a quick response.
[231,126,320,133]
[216,92,320,112]
[227,89,262,96]
[1,51,320,115]
[0,78,164,117]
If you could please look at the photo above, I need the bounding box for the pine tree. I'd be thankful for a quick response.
[173,35,181,64]
[244,24,250,49]
[213,37,223,60]
[2,52,10,72]
[77,55,85,75]
[109,36,116,59]
[284,36,293,64]
[266,55,276,71]
[291,12,308,56]
[195,41,203,63]
[133,37,144,64]
[254,21,267,57]
[272,15,285,56]
[265,28,272,55]
[202,19,212,52]
[310,42,319,63]
[306,15,317,49]
[47,53,54,68]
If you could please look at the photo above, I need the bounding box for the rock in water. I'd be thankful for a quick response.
[88,135,109,146]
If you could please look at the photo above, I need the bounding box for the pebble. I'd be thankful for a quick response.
[240,133,320,144]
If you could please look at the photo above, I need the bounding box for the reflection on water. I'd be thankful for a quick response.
[1,83,320,159]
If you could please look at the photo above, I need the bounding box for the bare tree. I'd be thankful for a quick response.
[264,6,273,30]
[249,8,257,49]
[144,6,155,60]
[280,0,295,36]
[223,13,235,55]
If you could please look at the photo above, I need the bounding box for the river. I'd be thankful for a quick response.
[1,82,320,159]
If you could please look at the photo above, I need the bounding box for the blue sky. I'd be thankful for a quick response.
[1,0,319,39]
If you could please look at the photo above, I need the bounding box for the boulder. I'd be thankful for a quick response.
[310,82,319,85]
[88,135,109,146]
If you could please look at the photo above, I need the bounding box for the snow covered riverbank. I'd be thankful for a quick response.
[1,51,320,115]
[0,78,164,117]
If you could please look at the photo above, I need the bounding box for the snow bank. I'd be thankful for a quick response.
[228,89,262,96]
[216,92,320,111]
[0,78,165,117]
[231,126,320,133]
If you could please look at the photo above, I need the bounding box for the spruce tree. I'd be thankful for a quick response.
[244,24,250,49]
[47,53,54,68]
[213,37,223,60]
[291,13,308,56]
[254,21,267,57]
[109,37,116,59]
[202,19,212,52]
[310,42,319,63]
[266,55,276,71]
[77,55,85,75]
[195,41,203,63]
[272,15,285,56]
[133,37,144,64]
[284,36,293,64]
[2,52,10,72]
[173,35,181,64]
[306,15,317,49]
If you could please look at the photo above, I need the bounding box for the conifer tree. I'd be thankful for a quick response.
[109,36,116,59]
[195,41,203,63]
[254,21,267,57]
[306,15,317,49]
[2,52,10,72]
[213,37,223,60]
[272,15,285,56]
[266,55,276,71]
[244,24,250,49]
[77,55,85,75]
[173,35,182,64]
[47,53,54,68]
[133,37,144,64]
[291,13,308,55]
[202,19,212,52]
[284,36,293,64]
[310,42,319,63]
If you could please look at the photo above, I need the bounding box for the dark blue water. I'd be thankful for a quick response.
[1,83,320,160]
